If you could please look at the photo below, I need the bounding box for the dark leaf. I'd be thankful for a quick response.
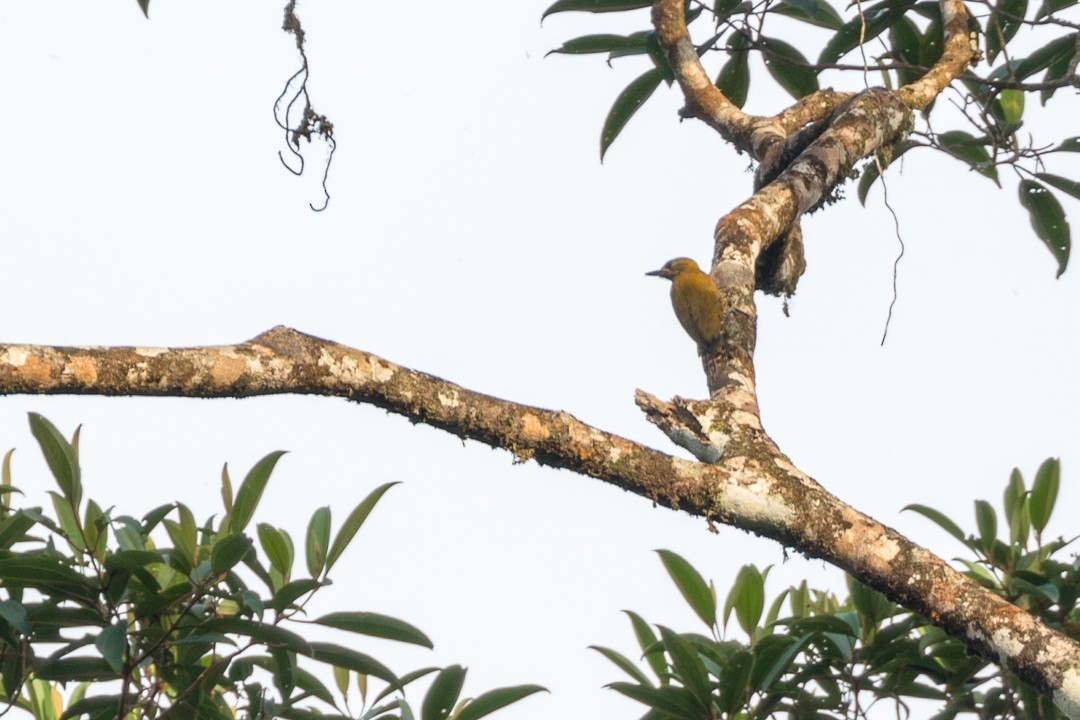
[716,34,750,108]
[104,550,163,570]
[623,610,667,681]
[307,642,398,685]
[316,611,433,648]
[1018,179,1071,277]
[936,131,999,185]
[902,503,966,542]
[601,69,663,161]
[819,0,913,65]
[28,413,81,508]
[773,0,844,28]
[95,622,127,674]
[230,451,287,534]
[34,656,121,681]
[658,627,711,705]
[1029,457,1060,533]
[761,36,819,98]
[542,0,651,19]
[201,617,313,655]
[656,550,715,629]
[212,534,253,575]
[455,685,547,720]
[326,482,399,572]
[546,33,650,55]
[1035,173,1080,201]
[421,665,467,720]
[306,506,331,578]
[590,645,654,685]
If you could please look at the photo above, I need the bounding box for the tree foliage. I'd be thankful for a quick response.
[547,0,1078,275]
[0,415,544,720]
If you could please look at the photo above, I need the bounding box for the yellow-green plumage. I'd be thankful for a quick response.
[646,258,723,350]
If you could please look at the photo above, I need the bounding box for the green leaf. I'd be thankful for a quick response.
[455,685,547,720]
[28,413,81,508]
[103,550,163,570]
[211,534,253,575]
[1014,33,1076,81]
[1018,179,1071,277]
[773,0,844,28]
[542,0,651,19]
[716,35,750,108]
[902,503,966,542]
[590,646,654,685]
[656,550,715,629]
[201,617,313,655]
[986,0,1028,62]
[221,464,234,515]
[1056,137,1080,152]
[975,500,998,556]
[60,695,125,720]
[607,682,706,717]
[600,69,663,161]
[760,37,819,99]
[50,491,86,551]
[230,451,287,534]
[624,610,667,681]
[272,578,323,612]
[1004,467,1030,546]
[997,88,1025,123]
[306,506,331,578]
[0,599,30,635]
[326,482,398,572]
[0,510,37,550]
[34,657,121,681]
[1029,458,1060,534]
[819,0,913,65]
[1035,173,1080,201]
[421,665,466,720]
[658,627,710,705]
[936,131,999,185]
[716,649,753,715]
[258,523,293,579]
[307,642,398,685]
[546,33,650,55]
[724,565,764,636]
[95,623,127,674]
[315,611,433,648]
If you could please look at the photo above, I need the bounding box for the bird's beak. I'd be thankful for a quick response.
[645,268,665,277]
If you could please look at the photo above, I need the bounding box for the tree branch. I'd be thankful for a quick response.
[1,327,1079,711]
[643,0,1080,712]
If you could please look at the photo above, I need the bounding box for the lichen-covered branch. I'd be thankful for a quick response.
[0,326,1078,711]
[642,0,1080,712]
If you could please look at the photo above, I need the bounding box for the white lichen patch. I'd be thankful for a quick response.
[991,627,1025,659]
[1,347,29,366]
[438,390,461,409]
[317,349,394,384]
[722,473,795,524]
[1054,668,1080,719]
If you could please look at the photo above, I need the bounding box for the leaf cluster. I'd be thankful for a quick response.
[595,458,1077,719]
[0,414,543,720]
[546,0,1077,275]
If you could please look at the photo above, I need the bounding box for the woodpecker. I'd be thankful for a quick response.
[646,258,724,352]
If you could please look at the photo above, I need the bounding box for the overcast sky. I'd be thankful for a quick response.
[1,2,1078,718]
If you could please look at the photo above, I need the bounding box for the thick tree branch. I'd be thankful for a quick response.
[643,0,1080,712]
[1,327,1079,712]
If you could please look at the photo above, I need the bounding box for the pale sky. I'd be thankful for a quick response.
[1,2,1078,718]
